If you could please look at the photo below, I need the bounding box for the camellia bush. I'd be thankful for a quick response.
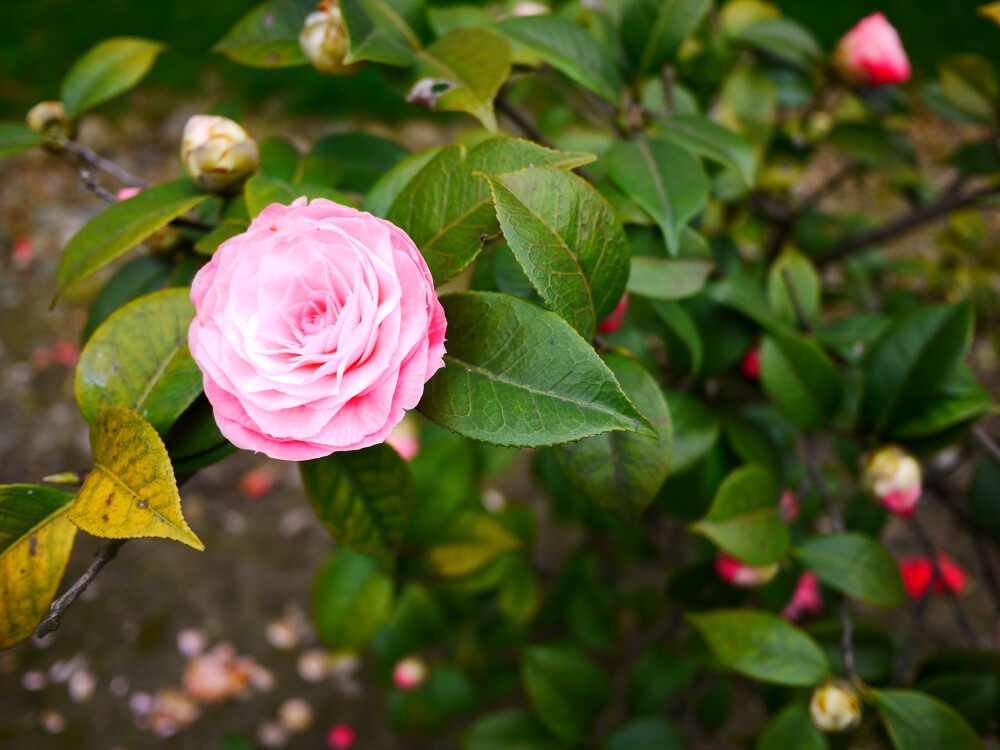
[4,0,1000,747]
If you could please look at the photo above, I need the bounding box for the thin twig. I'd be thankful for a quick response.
[57,137,147,187]
[34,539,127,639]
[838,601,858,684]
[78,168,118,204]
[661,66,676,118]
[496,94,555,149]
[973,425,1000,464]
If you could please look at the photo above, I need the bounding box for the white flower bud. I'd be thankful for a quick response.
[181,115,259,193]
[809,681,862,733]
[299,1,363,77]
[861,445,922,517]
[26,101,68,136]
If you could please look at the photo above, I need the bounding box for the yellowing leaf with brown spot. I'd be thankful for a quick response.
[0,485,78,650]
[69,407,204,550]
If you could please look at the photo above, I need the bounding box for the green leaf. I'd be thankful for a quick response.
[628,647,698,715]
[652,301,703,376]
[554,354,672,516]
[889,364,992,442]
[0,122,43,159]
[312,547,394,651]
[628,258,712,301]
[387,138,594,284]
[60,37,165,116]
[621,0,711,80]
[693,464,789,565]
[312,132,407,192]
[970,457,1000,543]
[300,445,414,562]
[388,666,478,732]
[709,274,784,331]
[410,29,511,132]
[214,0,314,68]
[498,559,540,625]
[56,180,210,294]
[426,512,521,577]
[607,717,683,750]
[258,136,302,180]
[756,703,829,750]
[688,610,831,686]
[194,219,249,256]
[243,174,354,217]
[657,114,756,186]
[82,255,174,341]
[0,485,77,650]
[861,302,974,434]
[521,645,611,744]
[163,396,236,474]
[484,167,629,338]
[341,0,424,66]
[793,533,904,608]
[729,19,822,70]
[419,292,657,446]
[873,689,986,750]
[362,146,442,218]
[69,407,203,550]
[499,16,622,104]
[372,584,445,676]
[827,123,916,167]
[920,673,1000,733]
[767,248,820,326]
[75,289,201,435]
[940,55,999,124]
[664,389,719,473]
[607,137,710,256]
[760,330,842,429]
[465,710,562,750]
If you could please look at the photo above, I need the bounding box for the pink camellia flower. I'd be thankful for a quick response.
[834,13,911,87]
[188,198,446,460]
[740,346,760,380]
[392,656,427,690]
[715,553,778,587]
[782,572,823,621]
[598,293,628,334]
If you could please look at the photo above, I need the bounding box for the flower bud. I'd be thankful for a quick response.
[715,554,778,587]
[511,1,550,16]
[598,293,629,334]
[740,345,760,380]
[809,681,862,733]
[392,656,427,690]
[181,115,259,193]
[300,1,364,77]
[834,13,910,88]
[782,571,823,621]
[861,445,922,516]
[26,100,68,138]
[900,552,970,599]
[779,489,799,522]
[327,723,356,749]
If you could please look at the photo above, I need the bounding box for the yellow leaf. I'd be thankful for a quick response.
[979,1,1000,26]
[427,512,521,577]
[0,485,78,650]
[69,407,204,550]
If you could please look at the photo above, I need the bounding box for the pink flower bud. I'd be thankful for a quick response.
[782,571,823,621]
[740,346,760,379]
[327,724,356,749]
[899,552,969,599]
[598,293,629,334]
[715,554,778,587]
[779,489,799,522]
[861,445,922,517]
[392,656,427,690]
[116,186,142,201]
[386,417,420,461]
[834,13,911,87]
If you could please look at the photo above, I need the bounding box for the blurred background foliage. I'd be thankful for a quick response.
[2,0,998,118]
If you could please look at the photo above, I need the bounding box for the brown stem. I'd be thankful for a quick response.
[57,137,147,187]
[496,94,556,149]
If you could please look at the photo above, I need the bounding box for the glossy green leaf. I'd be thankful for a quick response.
[60,37,165,116]
[889,365,992,441]
[628,647,698,715]
[794,533,904,607]
[940,55,999,124]
[554,354,672,516]
[919,673,1000,733]
[499,15,622,104]
[312,132,407,192]
[410,29,511,131]
[652,301,704,376]
[57,179,210,293]
[0,122,43,159]
[730,18,821,70]
[341,0,424,66]
[312,547,394,651]
[607,137,710,256]
[300,445,414,561]
[498,558,540,626]
[484,167,629,338]
[0,485,77,650]
[82,255,174,341]
[693,464,789,565]
[521,645,611,744]
[756,703,828,750]
[607,717,683,750]
[387,137,594,284]
[465,710,561,750]
[861,302,973,434]
[689,609,831,686]
[621,0,711,79]
[362,146,442,218]
[628,258,712,301]
[664,390,719,473]
[214,0,314,68]
[164,396,236,474]
[658,114,756,186]
[426,512,521,577]
[767,248,820,326]
[70,407,203,550]
[75,288,200,435]
[759,330,842,429]
[709,274,784,331]
[258,136,302,180]
[243,174,355,217]
[419,292,656,446]
[873,689,986,750]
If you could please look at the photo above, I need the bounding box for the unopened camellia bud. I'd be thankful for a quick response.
[181,115,259,194]
[392,656,427,690]
[861,445,922,517]
[809,681,862,733]
[299,1,364,77]
[715,554,778,587]
[26,101,69,141]
[833,13,910,88]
